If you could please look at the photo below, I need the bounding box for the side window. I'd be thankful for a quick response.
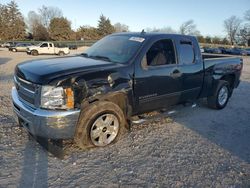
[49,43,53,47]
[179,41,195,64]
[144,39,176,67]
[41,43,48,47]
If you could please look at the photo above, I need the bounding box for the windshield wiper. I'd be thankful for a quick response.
[89,55,113,62]
[80,53,89,57]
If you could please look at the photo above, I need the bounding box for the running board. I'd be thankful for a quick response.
[132,102,197,124]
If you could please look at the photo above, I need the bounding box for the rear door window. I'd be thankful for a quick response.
[179,41,195,65]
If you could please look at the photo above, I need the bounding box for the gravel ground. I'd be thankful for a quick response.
[0,48,249,187]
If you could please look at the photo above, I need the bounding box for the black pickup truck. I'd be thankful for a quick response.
[12,32,243,148]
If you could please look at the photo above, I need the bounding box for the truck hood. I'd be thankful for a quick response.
[15,55,121,84]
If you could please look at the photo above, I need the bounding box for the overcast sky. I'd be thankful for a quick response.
[2,0,249,37]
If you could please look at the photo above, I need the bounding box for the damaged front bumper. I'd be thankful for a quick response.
[11,87,80,139]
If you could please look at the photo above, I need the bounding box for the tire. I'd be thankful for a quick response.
[31,50,38,56]
[75,101,127,149]
[207,80,230,109]
[12,48,17,52]
[58,51,64,56]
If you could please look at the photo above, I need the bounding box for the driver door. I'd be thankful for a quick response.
[39,43,48,54]
[134,38,183,114]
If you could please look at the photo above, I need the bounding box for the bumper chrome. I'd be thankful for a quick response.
[12,87,80,139]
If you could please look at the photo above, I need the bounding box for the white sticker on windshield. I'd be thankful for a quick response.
[129,37,145,43]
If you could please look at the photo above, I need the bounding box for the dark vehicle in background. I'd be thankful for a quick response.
[68,45,78,50]
[244,48,250,56]
[204,47,222,54]
[12,33,243,149]
[218,47,232,54]
[204,47,212,53]
[230,48,248,56]
[10,43,33,52]
[3,42,17,48]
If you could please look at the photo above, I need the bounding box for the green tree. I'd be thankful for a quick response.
[197,35,206,43]
[0,1,26,40]
[205,36,212,44]
[0,4,7,40]
[76,26,100,40]
[33,23,49,40]
[221,37,229,45]
[212,36,221,44]
[97,14,115,37]
[49,17,72,40]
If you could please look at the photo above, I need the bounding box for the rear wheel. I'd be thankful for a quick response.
[75,101,127,149]
[58,51,65,56]
[207,80,230,109]
[12,48,17,52]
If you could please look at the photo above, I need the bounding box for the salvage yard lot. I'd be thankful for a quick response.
[0,48,250,187]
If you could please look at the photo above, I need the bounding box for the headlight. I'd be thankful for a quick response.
[40,86,74,109]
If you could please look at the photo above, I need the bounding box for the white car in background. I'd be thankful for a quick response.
[10,43,33,52]
[27,42,70,56]
[200,46,205,53]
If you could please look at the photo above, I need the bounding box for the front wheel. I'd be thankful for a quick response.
[31,50,38,56]
[207,80,230,109]
[75,101,127,149]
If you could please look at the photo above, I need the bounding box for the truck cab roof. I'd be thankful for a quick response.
[111,32,197,40]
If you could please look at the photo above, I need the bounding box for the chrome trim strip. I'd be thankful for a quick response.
[16,76,33,85]
[14,76,35,94]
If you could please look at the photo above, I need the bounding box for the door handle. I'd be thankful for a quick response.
[170,69,181,78]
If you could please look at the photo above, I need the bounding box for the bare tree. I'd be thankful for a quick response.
[114,22,129,32]
[38,5,62,28]
[27,11,41,33]
[244,10,250,46]
[179,20,200,36]
[146,26,176,33]
[245,9,250,21]
[237,26,250,45]
[224,16,242,45]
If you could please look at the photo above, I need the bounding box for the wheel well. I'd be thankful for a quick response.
[220,74,235,89]
[83,92,131,119]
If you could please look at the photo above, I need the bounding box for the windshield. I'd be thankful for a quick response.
[84,35,145,63]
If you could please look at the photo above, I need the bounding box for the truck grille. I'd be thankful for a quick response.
[14,76,39,107]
